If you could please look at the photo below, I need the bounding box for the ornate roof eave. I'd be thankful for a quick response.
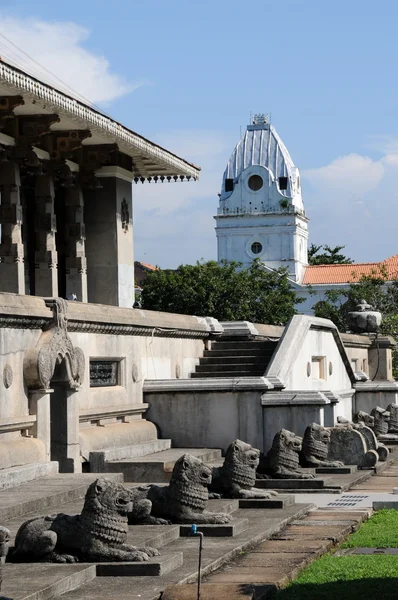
[0,60,201,182]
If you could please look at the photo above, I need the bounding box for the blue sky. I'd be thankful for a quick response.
[1,0,398,267]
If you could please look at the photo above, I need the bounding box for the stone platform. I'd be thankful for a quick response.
[0,474,313,600]
[101,447,223,483]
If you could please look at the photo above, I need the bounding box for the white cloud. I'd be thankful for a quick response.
[366,135,398,155]
[304,154,384,197]
[302,151,398,262]
[0,16,139,104]
[133,130,233,266]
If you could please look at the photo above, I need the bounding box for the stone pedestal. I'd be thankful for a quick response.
[29,389,52,461]
[0,161,25,294]
[369,336,395,381]
[65,185,87,302]
[85,167,134,307]
[50,387,82,473]
[34,174,58,297]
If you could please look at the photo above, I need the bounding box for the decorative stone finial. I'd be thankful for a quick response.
[346,300,382,334]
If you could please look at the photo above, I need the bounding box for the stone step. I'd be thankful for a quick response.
[199,355,270,365]
[90,439,172,472]
[0,461,59,491]
[211,341,276,350]
[0,473,123,522]
[191,371,264,378]
[195,363,264,373]
[1,563,97,600]
[203,348,273,358]
[239,495,295,509]
[180,518,249,537]
[1,555,183,600]
[104,448,223,483]
[18,501,314,600]
[94,553,183,576]
[256,479,326,490]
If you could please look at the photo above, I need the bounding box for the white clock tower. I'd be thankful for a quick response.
[215,115,308,283]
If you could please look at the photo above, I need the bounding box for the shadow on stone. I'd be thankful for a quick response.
[276,578,398,600]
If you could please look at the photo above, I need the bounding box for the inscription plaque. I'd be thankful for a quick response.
[90,361,118,387]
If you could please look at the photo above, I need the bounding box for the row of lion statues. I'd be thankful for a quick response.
[1,408,395,568]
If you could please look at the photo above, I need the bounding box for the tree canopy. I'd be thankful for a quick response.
[140,259,303,325]
[308,244,353,265]
[312,265,398,375]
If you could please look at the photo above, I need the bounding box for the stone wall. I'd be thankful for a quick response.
[0,292,215,473]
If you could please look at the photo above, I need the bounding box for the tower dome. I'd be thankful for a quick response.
[215,115,308,282]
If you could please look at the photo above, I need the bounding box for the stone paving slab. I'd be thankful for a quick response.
[205,508,370,592]
[274,523,353,541]
[252,538,334,555]
[1,563,97,600]
[162,583,265,600]
[304,509,371,520]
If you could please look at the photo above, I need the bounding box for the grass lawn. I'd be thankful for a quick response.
[277,555,398,600]
[341,509,398,548]
[276,511,398,599]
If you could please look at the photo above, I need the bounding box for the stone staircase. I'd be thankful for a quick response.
[99,447,223,483]
[0,473,310,600]
[191,338,278,378]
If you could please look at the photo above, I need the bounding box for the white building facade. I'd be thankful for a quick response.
[215,115,309,283]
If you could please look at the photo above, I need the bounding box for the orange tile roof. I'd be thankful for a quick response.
[303,254,398,285]
[138,262,158,271]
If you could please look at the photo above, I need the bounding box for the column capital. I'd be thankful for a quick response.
[95,165,134,183]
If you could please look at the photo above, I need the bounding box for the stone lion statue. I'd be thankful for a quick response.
[208,439,278,499]
[353,411,375,428]
[0,526,10,591]
[141,454,232,524]
[371,406,390,438]
[128,488,170,525]
[11,478,159,563]
[300,423,344,468]
[264,430,316,479]
[387,404,398,433]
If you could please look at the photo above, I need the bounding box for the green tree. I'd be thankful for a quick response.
[308,244,353,265]
[312,266,398,376]
[141,259,303,325]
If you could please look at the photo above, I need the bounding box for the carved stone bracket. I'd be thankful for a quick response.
[24,298,85,390]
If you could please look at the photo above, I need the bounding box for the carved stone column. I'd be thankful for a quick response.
[34,173,58,297]
[0,160,25,293]
[85,167,134,307]
[65,184,87,302]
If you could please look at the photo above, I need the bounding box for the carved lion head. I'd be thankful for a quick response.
[371,406,390,434]
[272,429,302,453]
[354,411,375,427]
[171,454,213,488]
[224,439,260,472]
[302,423,330,459]
[84,478,134,516]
